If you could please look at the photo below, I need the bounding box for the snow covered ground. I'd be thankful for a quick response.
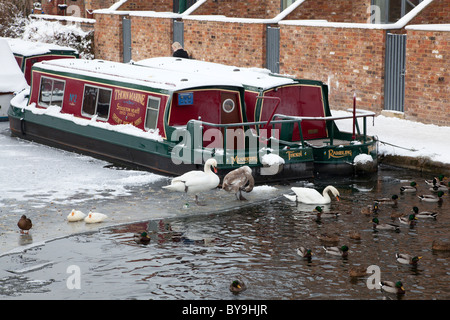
[332,110,450,166]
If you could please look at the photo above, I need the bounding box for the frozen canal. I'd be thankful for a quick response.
[0,122,449,300]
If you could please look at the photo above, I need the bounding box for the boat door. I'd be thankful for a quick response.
[220,91,244,150]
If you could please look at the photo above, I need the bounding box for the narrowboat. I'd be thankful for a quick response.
[4,37,79,85]
[136,57,378,176]
[8,58,315,182]
[0,39,28,121]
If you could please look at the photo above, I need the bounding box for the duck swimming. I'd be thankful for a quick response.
[396,253,422,266]
[400,181,417,193]
[380,280,405,295]
[163,158,220,205]
[361,202,379,216]
[323,245,349,258]
[134,231,150,245]
[297,247,313,260]
[418,191,444,203]
[314,206,340,220]
[17,215,32,234]
[229,280,247,294]
[372,218,400,232]
[412,206,438,219]
[398,214,418,227]
[284,185,340,204]
[222,166,254,201]
[376,194,399,207]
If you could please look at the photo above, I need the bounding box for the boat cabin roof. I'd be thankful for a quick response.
[4,37,78,56]
[136,57,298,91]
[34,58,244,92]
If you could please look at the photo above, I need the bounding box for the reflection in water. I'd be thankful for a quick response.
[0,165,449,300]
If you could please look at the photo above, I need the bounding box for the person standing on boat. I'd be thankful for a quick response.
[172,42,190,59]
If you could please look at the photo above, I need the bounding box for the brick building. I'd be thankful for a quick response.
[36,0,449,126]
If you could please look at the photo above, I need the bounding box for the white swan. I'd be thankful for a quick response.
[162,158,220,205]
[283,185,340,204]
[222,166,255,200]
[67,209,86,222]
[84,211,108,224]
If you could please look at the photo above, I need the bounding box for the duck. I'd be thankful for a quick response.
[418,191,444,203]
[284,185,340,204]
[380,280,405,295]
[372,218,400,232]
[317,233,340,244]
[400,181,417,193]
[398,214,418,227]
[430,182,449,192]
[17,215,32,234]
[390,211,405,220]
[222,166,255,201]
[425,175,447,187]
[84,211,108,224]
[348,266,369,277]
[314,206,340,219]
[361,202,379,216]
[229,280,247,294]
[396,253,422,266]
[432,240,450,251]
[323,245,349,258]
[134,231,150,245]
[376,194,399,207]
[67,209,86,222]
[348,230,361,240]
[296,247,313,260]
[162,158,220,205]
[411,206,438,219]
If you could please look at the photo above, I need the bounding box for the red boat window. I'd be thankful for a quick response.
[144,96,161,130]
[38,76,65,108]
[82,85,112,121]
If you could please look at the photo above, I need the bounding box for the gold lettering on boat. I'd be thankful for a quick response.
[328,149,352,159]
[114,89,145,106]
[286,150,303,160]
[230,155,258,164]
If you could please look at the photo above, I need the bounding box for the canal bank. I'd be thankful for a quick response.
[332,110,450,176]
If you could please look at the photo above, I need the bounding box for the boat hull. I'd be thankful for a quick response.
[8,108,314,183]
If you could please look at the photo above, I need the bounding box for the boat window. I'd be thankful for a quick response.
[82,85,112,121]
[145,96,160,130]
[222,98,235,113]
[38,76,65,107]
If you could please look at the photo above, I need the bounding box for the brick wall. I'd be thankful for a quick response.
[408,0,450,24]
[183,19,266,67]
[120,0,173,12]
[280,25,386,112]
[285,0,371,23]
[192,0,281,19]
[131,16,173,60]
[94,13,124,62]
[404,28,449,126]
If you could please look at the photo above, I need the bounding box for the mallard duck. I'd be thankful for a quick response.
[361,202,379,216]
[348,266,368,277]
[396,253,422,266]
[229,280,247,294]
[380,280,405,295]
[84,211,108,223]
[17,215,32,234]
[430,183,449,192]
[222,166,254,201]
[67,209,86,222]
[317,233,340,243]
[324,245,349,258]
[372,218,400,232]
[297,247,313,259]
[284,185,340,204]
[425,175,446,187]
[390,211,405,220]
[314,206,340,219]
[418,191,444,203]
[432,240,450,251]
[411,206,438,219]
[376,194,399,207]
[134,231,150,245]
[162,158,220,205]
[348,230,361,240]
[400,181,417,193]
[399,214,417,226]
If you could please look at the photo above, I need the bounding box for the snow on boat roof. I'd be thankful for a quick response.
[3,37,78,56]
[0,39,28,93]
[136,57,296,90]
[36,58,244,91]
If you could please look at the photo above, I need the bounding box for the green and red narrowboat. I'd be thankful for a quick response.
[4,37,79,85]
[136,57,378,176]
[8,58,315,182]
